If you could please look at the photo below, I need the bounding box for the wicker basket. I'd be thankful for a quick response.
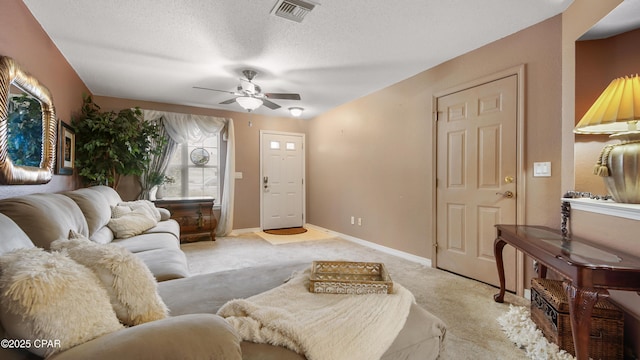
[309,261,393,294]
[530,278,624,359]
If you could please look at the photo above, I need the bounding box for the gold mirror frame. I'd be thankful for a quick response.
[0,56,56,184]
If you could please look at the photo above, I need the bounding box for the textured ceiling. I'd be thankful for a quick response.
[22,0,580,119]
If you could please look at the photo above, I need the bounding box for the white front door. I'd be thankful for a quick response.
[261,131,305,230]
[436,75,518,291]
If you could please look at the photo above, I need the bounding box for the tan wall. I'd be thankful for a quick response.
[93,96,309,229]
[308,15,564,259]
[0,0,88,199]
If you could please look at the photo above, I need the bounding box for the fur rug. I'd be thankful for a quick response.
[217,267,414,360]
[497,305,575,360]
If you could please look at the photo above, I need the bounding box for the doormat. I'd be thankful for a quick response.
[264,227,308,235]
[257,227,335,245]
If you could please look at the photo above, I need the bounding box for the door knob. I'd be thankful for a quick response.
[496,191,514,199]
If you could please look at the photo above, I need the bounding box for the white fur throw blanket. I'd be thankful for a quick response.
[217,267,415,360]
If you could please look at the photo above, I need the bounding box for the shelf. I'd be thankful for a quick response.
[563,198,640,221]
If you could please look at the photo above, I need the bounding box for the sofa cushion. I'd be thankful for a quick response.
[88,185,123,206]
[134,248,190,282]
[158,263,310,316]
[112,232,180,253]
[51,234,169,326]
[0,213,34,255]
[63,188,112,238]
[0,193,89,249]
[143,218,180,241]
[241,342,305,360]
[0,248,123,357]
[91,226,115,245]
[158,207,171,221]
[48,314,242,360]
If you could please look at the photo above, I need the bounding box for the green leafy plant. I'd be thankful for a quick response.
[147,171,175,187]
[72,95,166,189]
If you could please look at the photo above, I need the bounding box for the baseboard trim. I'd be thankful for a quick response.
[304,224,432,268]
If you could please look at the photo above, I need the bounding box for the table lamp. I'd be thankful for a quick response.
[574,74,640,203]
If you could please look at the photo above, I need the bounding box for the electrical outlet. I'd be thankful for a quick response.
[350,216,355,225]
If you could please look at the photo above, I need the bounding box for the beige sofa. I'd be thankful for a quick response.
[0,186,447,360]
[0,186,189,282]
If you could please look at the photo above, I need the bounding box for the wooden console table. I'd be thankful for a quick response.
[154,197,217,243]
[494,225,640,360]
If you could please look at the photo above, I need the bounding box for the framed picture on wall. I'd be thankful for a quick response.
[57,120,75,175]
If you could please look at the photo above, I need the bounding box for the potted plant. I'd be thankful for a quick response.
[147,171,175,199]
[72,95,166,189]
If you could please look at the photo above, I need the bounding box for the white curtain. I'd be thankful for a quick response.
[143,109,235,237]
[140,118,179,200]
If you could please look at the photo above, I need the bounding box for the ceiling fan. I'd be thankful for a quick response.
[193,70,301,112]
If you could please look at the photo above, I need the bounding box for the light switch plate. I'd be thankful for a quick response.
[533,162,551,177]
[235,172,243,179]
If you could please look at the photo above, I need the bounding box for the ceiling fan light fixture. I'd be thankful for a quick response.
[289,107,304,117]
[236,96,263,112]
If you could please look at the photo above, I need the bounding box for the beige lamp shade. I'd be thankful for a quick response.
[574,74,640,134]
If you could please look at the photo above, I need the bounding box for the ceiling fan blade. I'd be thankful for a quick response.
[262,99,281,110]
[219,98,237,105]
[193,86,237,95]
[265,93,301,100]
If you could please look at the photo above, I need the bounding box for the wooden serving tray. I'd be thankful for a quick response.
[309,261,393,294]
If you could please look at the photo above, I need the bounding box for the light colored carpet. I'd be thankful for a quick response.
[182,232,530,359]
[256,227,335,245]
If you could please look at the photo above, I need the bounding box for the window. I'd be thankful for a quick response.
[163,133,220,200]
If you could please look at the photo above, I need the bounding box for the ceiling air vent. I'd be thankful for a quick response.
[271,0,316,23]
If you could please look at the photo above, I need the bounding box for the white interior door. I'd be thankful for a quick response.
[436,75,518,291]
[261,131,305,230]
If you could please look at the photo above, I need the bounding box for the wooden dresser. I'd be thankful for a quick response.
[154,197,216,243]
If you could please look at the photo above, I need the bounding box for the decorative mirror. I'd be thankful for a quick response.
[190,147,210,166]
[0,56,56,184]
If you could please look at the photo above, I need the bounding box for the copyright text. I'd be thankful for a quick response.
[1,338,61,349]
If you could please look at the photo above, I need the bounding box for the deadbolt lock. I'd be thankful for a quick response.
[504,176,514,184]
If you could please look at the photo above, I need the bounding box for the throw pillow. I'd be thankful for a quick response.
[107,209,156,238]
[157,207,171,221]
[119,200,161,222]
[110,204,133,219]
[0,248,123,357]
[51,233,169,326]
